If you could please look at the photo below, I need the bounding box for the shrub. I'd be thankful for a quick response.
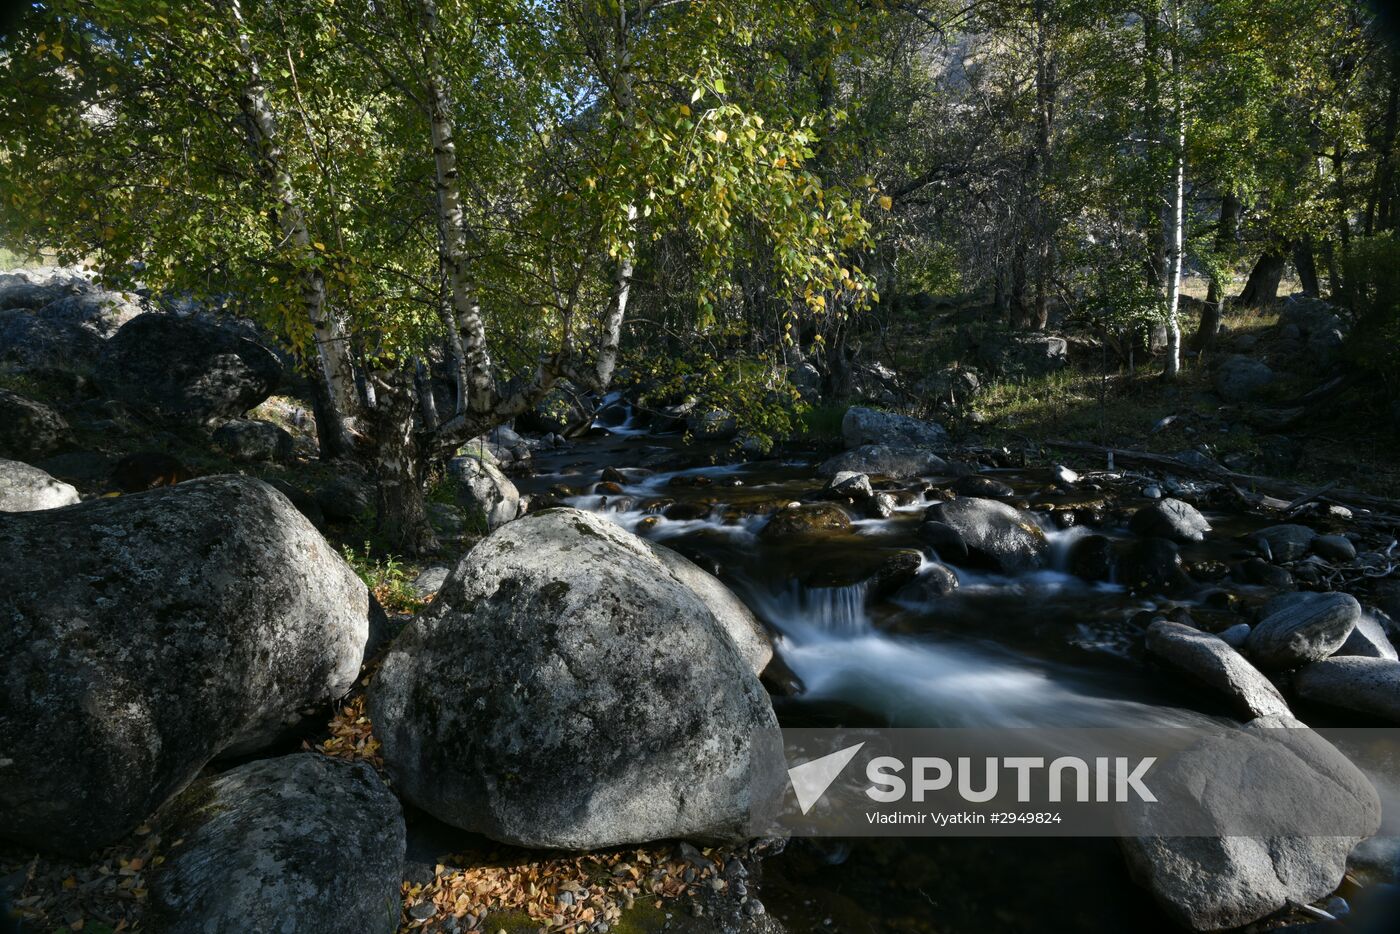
[1343,233,1400,398]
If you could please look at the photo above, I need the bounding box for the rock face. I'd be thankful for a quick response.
[1245,592,1360,669]
[370,509,781,849]
[646,543,773,675]
[841,406,949,449]
[816,445,947,479]
[101,314,281,421]
[212,417,294,463]
[0,477,370,855]
[0,389,69,459]
[979,333,1068,377]
[149,754,404,934]
[0,457,80,511]
[1252,523,1317,562]
[1295,657,1400,722]
[0,277,143,371]
[1214,355,1275,402]
[923,497,1047,573]
[1145,621,1291,719]
[1128,498,1211,543]
[759,503,853,541]
[449,455,520,531]
[1122,717,1380,931]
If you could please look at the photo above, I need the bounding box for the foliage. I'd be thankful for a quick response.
[340,541,425,614]
[1343,233,1400,395]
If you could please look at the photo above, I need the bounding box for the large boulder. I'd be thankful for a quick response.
[923,497,1047,573]
[0,457,80,511]
[369,508,782,849]
[817,444,947,479]
[0,389,70,459]
[0,476,370,855]
[1337,611,1398,660]
[1214,355,1275,403]
[100,313,281,421]
[978,333,1068,378]
[759,503,853,542]
[448,455,520,531]
[1294,656,1400,722]
[841,406,949,449]
[1145,621,1291,720]
[1245,591,1360,669]
[1121,717,1380,931]
[0,281,142,371]
[149,754,404,934]
[211,417,294,463]
[1251,523,1317,563]
[647,543,773,675]
[1128,498,1211,543]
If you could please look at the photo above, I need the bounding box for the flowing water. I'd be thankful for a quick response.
[517,414,1390,932]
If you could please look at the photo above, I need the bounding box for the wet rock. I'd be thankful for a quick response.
[664,501,712,521]
[0,457,80,511]
[149,754,404,934]
[822,470,873,501]
[1312,534,1356,563]
[864,549,924,600]
[1295,657,1400,722]
[1145,621,1291,719]
[841,406,949,449]
[1214,355,1275,403]
[0,476,370,855]
[894,562,960,601]
[448,456,520,531]
[1246,592,1360,669]
[594,480,626,495]
[816,444,947,480]
[1336,612,1398,660]
[923,497,1047,573]
[1121,716,1380,931]
[916,520,969,562]
[1120,538,1192,596]
[1067,533,1114,583]
[759,503,853,541]
[1128,498,1211,543]
[1052,465,1079,487]
[687,408,738,440]
[369,508,782,849]
[600,466,629,485]
[101,314,281,422]
[647,542,773,675]
[0,389,69,459]
[315,475,374,522]
[211,417,294,463]
[1252,524,1317,563]
[865,492,896,519]
[952,475,1015,498]
[1143,484,1163,499]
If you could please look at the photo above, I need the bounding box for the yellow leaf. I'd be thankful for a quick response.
[713,129,728,144]
[878,195,893,210]
[62,877,77,890]
[313,241,326,251]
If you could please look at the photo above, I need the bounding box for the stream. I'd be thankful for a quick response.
[514,412,1392,933]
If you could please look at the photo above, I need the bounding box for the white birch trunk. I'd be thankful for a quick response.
[1163,0,1185,379]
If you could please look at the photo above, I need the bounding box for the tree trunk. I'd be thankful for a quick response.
[415,357,439,432]
[230,0,357,460]
[1193,193,1240,351]
[1237,248,1288,307]
[1294,235,1320,297]
[419,0,494,416]
[1029,0,1057,332]
[1160,0,1184,379]
[371,372,437,556]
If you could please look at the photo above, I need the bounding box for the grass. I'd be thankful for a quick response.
[792,401,848,444]
[340,541,427,614]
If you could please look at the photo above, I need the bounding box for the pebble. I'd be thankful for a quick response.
[1052,464,1079,486]
[1143,484,1163,499]
[745,899,766,917]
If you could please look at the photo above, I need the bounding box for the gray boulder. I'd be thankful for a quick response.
[1129,498,1211,543]
[759,503,853,541]
[1246,592,1360,669]
[0,457,80,511]
[1295,656,1400,722]
[149,754,403,934]
[101,313,281,421]
[1121,716,1380,931]
[841,406,949,449]
[1312,534,1356,563]
[412,565,451,599]
[1252,524,1317,562]
[979,333,1068,378]
[0,283,142,371]
[0,389,69,459]
[448,455,520,531]
[1145,621,1291,720]
[647,543,773,675]
[0,476,370,855]
[923,497,1047,573]
[817,445,947,480]
[1337,612,1398,660]
[1214,355,1275,402]
[369,508,782,849]
[212,417,294,463]
[822,470,874,501]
